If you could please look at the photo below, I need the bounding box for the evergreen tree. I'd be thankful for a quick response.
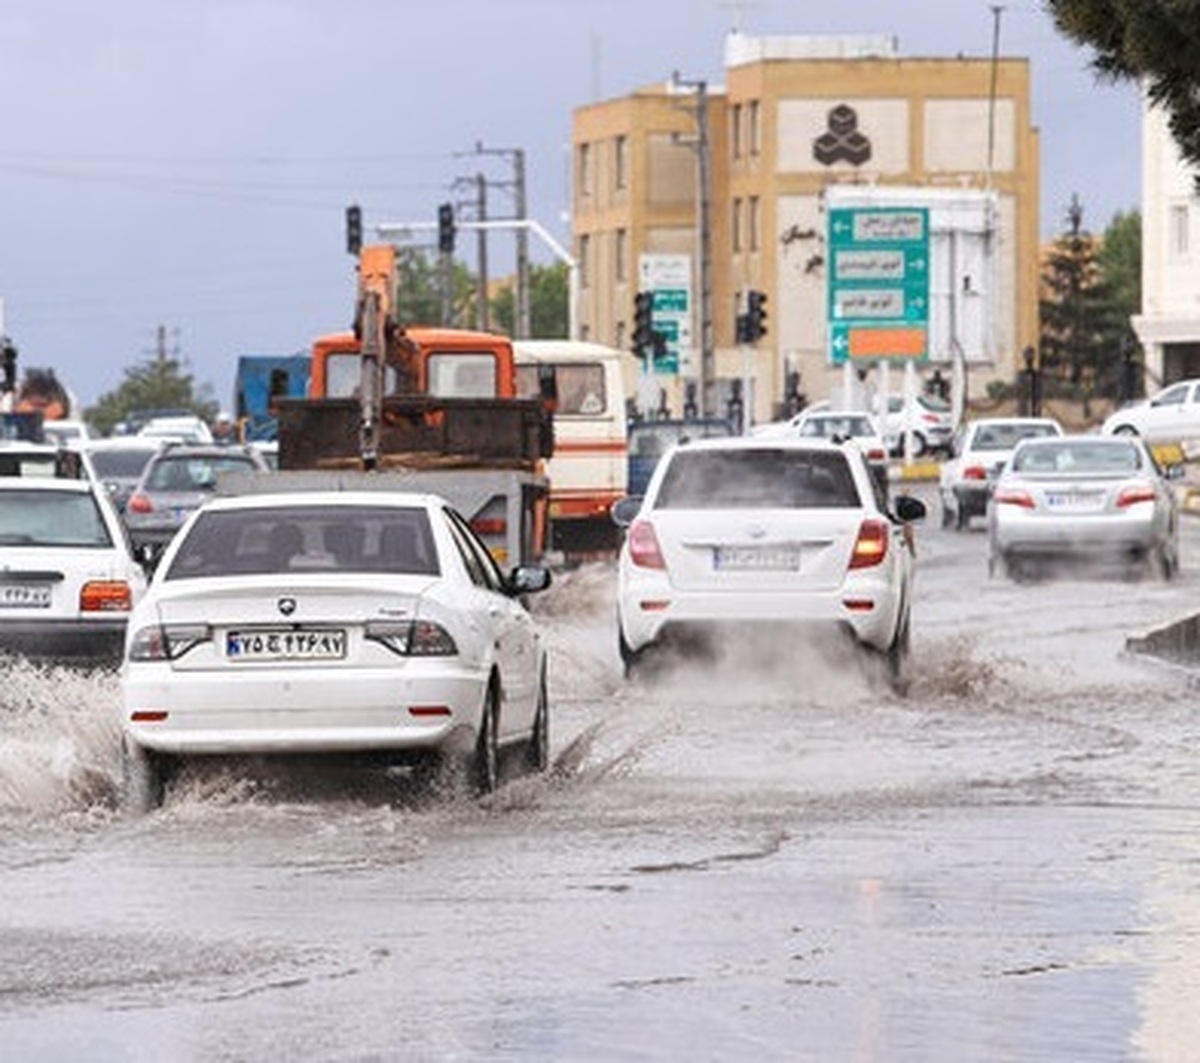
[85,353,217,437]
[1048,2,1200,172]
[1039,196,1118,401]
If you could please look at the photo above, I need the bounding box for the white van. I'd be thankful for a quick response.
[514,340,628,552]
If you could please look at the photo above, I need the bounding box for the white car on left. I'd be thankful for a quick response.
[120,490,553,811]
[0,476,147,661]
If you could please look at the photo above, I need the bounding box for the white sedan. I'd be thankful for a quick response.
[612,436,926,692]
[0,477,147,661]
[939,416,1063,530]
[987,435,1180,581]
[120,490,552,810]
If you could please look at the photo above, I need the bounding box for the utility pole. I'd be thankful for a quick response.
[987,5,1004,183]
[476,173,490,332]
[672,73,715,417]
[469,143,530,338]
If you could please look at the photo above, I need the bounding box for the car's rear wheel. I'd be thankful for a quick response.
[122,738,169,814]
[618,625,645,680]
[524,669,550,774]
[1112,424,1138,437]
[1154,542,1179,582]
[472,682,501,795]
[883,607,911,696]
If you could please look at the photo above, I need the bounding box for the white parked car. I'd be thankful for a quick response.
[1101,378,1200,442]
[876,393,955,456]
[939,417,1063,530]
[120,491,552,810]
[987,435,1180,582]
[0,477,147,661]
[136,415,214,445]
[612,436,926,691]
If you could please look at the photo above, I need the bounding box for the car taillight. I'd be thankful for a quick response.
[866,448,887,463]
[628,519,666,569]
[128,623,211,661]
[127,493,153,514]
[849,519,889,569]
[470,517,506,537]
[80,580,133,613]
[922,413,941,425]
[994,488,1035,509]
[365,619,457,657]
[963,465,987,481]
[1116,483,1157,508]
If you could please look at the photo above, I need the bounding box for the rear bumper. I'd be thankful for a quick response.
[992,509,1165,558]
[122,661,489,756]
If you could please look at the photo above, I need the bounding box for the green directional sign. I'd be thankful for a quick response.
[827,207,930,365]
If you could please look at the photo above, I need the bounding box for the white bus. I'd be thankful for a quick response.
[514,340,628,552]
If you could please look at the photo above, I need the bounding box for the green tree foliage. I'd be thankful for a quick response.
[1039,198,1140,403]
[392,248,481,329]
[84,354,217,437]
[490,262,570,338]
[1048,1,1200,169]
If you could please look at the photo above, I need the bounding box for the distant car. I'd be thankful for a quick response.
[119,490,553,810]
[939,417,1064,530]
[626,418,735,497]
[987,435,1180,582]
[41,419,92,446]
[83,437,164,513]
[612,435,926,691]
[0,477,147,660]
[0,441,96,482]
[877,393,955,457]
[122,444,270,552]
[791,410,890,502]
[1101,378,1200,442]
[136,415,214,445]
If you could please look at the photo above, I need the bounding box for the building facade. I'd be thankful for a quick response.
[1134,98,1200,386]
[572,32,1040,424]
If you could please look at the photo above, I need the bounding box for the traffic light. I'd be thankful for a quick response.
[437,202,456,254]
[1,339,15,393]
[746,289,768,342]
[345,204,362,256]
[632,291,654,354]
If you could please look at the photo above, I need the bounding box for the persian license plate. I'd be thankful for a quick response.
[714,545,800,571]
[1045,490,1104,510]
[0,583,52,608]
[226,628,347,661]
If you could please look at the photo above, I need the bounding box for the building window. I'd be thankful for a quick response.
[578,143,592,200]
[1171,203,1190,257]
[615,320,627,351]
[731,103,743,160]
[749,196,760,252]
[732,198,742,253]
[615,135,628,190]
[579,233,590,288]
[615,228,627,282]
[748,100,761,156]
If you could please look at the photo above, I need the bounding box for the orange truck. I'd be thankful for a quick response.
[272,245,553,566]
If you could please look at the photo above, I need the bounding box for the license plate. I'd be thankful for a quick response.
[1045,490,1104,510]
[714,545,800,571]
[0,584,52,608]
[226,629,347,661]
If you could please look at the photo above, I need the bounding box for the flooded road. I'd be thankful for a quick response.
[4,488,1200,1061]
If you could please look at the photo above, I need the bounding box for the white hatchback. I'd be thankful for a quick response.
[612,436,925,691]
[0,478,147,661]
[120,491,552,810]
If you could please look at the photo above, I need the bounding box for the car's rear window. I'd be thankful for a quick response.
[146,454,260,491]
[0,490,113,548]
[973,423,1059,450]
[165,505,440,580]
[798,415,875,439]
[89,449,157,479]
[654,449,861,509]
[1013,442,1142,474]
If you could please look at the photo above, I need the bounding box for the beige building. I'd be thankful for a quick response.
[572,32,1040,423]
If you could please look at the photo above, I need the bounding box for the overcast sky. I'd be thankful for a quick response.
[0,0,1140,411]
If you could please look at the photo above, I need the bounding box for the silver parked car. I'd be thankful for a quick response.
[987,435,1180,582]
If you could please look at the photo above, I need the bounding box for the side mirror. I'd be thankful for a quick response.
[610,495,643,528]
[893,495,927,523]
[135,541,164,574]
[507,565,552,596]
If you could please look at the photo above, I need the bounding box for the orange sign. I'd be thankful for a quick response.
[848,326,927,358]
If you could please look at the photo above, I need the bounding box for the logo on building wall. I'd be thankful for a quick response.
[813,105,872,167]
